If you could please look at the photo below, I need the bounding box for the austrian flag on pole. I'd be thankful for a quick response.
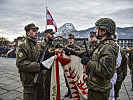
[47,9,57,32]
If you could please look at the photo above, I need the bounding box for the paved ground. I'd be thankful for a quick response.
[0,57,132,100]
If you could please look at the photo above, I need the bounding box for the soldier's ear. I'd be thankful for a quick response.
[103,30,107,34]
[26,31,30,36]
[45,33,47,37]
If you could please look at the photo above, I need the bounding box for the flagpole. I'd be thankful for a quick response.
[46,6,47,30]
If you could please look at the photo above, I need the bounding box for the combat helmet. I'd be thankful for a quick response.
[95,18,116,35]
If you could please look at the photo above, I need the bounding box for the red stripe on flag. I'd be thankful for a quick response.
[56,59,60,100]
[47,9,57,32]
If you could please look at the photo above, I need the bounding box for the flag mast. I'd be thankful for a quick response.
[46,6,47,30]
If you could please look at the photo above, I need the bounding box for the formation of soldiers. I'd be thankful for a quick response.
[16,18,133,100]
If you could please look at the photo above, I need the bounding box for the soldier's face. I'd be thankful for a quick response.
[27,29,38,39]
[95,27,106,40]
[68,39,74,44]
[90,36,97,42]
[46,33,54,41]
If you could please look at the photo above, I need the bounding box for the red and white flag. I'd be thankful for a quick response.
[47,8,57,32]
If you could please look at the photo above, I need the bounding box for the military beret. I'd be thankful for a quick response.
[45,29,55,34]
[68,34,74,39]
[90,31,96,37]
[24,23,39,32]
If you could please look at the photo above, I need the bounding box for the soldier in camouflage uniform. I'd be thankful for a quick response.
[64,34,80,98]
[16,23,45,100]
[114,49,127,99]
[86,18,119,100]
[88,31,98,50]
[128,48,133,91]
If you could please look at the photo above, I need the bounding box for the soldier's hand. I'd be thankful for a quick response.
[81,56,90,65]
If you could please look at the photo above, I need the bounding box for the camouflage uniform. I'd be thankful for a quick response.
[65,43,80,51]
[88,41,98,50]
[87,36,119,100]
[86,18,119,100]
[88,31,98,51]
[114,49,127,99]
[128,48,133,90]
[16,37,44,100]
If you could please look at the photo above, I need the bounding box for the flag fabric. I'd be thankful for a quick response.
[63,55,88,100]
[47,9,57,32]
[50,54,88,100]
[50,55,71,100]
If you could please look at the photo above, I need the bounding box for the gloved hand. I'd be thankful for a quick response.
[63,48,75,56]
[81,56,90,65]
[86,66,90,75]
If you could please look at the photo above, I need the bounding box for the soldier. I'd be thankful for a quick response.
[128,48,133,91]
[114,49,127,99]
[65,34,80,51]
[16,23,45,100]
[64,34,80,98]
[86,18,119,100]
[88,31,98,50]
[39,29,57,100]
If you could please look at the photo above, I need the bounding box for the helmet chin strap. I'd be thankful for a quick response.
[96,29,111,39]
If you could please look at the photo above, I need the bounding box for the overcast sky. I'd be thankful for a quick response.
[0,0,133,41]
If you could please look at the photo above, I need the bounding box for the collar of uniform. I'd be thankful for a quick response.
[100,36,114,42]
[26,37,37,44]
[44,38,53,44]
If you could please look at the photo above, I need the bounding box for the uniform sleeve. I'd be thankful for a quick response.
[128,50,133,69]
[87,44,117,79]
[16,44,40,72]
[121,52,127,76]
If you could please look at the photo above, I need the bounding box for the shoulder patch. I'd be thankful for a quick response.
[18,52,23,58]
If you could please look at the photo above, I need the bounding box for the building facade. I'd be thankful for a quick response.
[117,39,133,50]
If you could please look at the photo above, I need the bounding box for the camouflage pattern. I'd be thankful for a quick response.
[128,49,133,88]
[44,29,55,34]
[86,36,119,100]
[24,23,39,32]
[65,43,80,51]
[88,41,98,50]
[68,33,74,39]
[39,40,56,100]
[114,49,127,99]
[95,18,116,35]
[16,37,44,100]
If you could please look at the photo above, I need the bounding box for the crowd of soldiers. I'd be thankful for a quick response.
[15,18,133,100]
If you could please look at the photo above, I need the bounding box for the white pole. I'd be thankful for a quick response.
[46,6,47,30]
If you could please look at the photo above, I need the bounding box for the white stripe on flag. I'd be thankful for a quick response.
[47,14,52,20]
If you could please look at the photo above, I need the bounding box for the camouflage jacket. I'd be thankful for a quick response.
[128,49,133,69]
[87,36,119,92]
[39,40,56,66]
[16,37,40,86]
[88,41,98,50]
[65,43,80,51]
